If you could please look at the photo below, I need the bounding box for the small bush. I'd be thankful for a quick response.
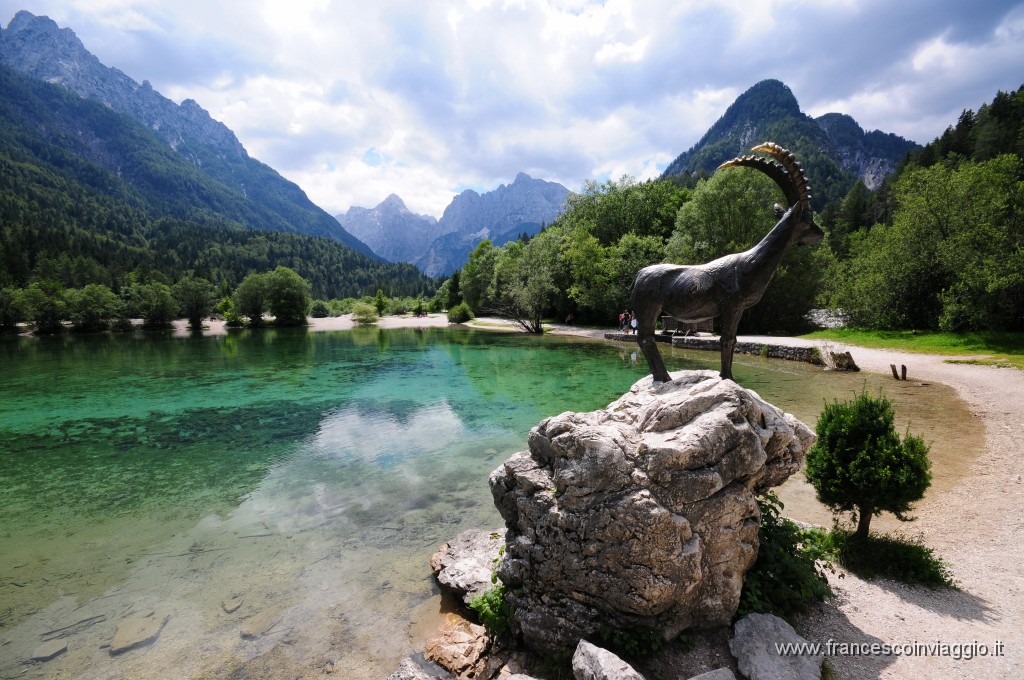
[593,626,664,659]
[829,530,956,588]
[447,302,475,324]
[468,584,514,638]
[737,492,834,620]
[310,300,330,318]
[805,389,931,540]
[351,301,379,325]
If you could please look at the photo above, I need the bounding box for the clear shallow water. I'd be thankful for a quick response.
[0,328,980,679]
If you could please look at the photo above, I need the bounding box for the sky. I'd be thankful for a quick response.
[2,1,1023,218]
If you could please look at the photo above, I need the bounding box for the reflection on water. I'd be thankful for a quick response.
[0,329,981,678]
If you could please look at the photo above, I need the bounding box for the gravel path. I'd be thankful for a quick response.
[777,340,1024,680]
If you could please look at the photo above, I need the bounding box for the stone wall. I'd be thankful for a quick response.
[670,336,822,364]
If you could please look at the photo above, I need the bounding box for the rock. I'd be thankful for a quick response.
[430,529,507,605]
[571,640,645,680]
[240,607,283,639]
[31,639,67,661]
[688,669,737,680]
[489,371,814,654]
[826,351,859,371]
[387,654,455,680]
[729,613,822,680]
[109,611,169,655]
[222,595,243,614]
[425,613,491,678]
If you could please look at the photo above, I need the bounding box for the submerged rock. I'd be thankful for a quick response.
[109,611,169,655]
[31,639,67,662]
[489,371,814,654]
[239,607,283,639]
[221,595,243,614]
[425,614,491,678]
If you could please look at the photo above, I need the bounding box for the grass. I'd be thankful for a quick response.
[827,529,958,589]
[800,329,1024,370]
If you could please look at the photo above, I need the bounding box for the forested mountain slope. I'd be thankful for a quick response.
[0,64,432,298]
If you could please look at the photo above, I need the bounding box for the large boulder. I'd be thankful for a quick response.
[489,371,814,654]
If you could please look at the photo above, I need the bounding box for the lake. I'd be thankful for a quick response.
[0,327,980,678]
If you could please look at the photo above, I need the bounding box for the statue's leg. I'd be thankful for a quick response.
[636,307,671,383]
[719,312,742,381]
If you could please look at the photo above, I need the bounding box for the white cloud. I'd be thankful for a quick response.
[2,0,1023,217]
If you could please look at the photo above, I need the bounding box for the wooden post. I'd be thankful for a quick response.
[890,364,900,380]
[900,365,907,381]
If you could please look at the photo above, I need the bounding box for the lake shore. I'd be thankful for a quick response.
[546,322,1024,680]
[156,315,1024,677]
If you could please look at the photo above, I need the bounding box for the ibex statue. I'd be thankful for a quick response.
[631,142,823,383]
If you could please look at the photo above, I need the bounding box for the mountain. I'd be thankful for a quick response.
[0,10,377,259]
[418,172,568,276]
[662,79,919,207]
[335,194,442,264]
[0,18,431,298]
[337,172,568,277]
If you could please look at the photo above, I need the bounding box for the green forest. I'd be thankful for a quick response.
[444,83,1024,335]
[0,64,434,312]
[2,65,1022,336]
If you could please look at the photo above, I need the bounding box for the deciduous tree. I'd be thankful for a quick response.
[266,266,311,326]
[234,272,269,326]
[173,275,216,330]
[66,283,121,332]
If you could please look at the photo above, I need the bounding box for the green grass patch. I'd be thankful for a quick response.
[828,529,957,589]
[800,329,1024,370]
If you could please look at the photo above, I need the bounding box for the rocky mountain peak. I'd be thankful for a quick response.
[661,78,918,203]
[0,11,246,158]
[0,10,377,258]
[379,193,409,211]
[335,194,441,264]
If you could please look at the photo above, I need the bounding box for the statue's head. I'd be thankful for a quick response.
[718,142,824,246]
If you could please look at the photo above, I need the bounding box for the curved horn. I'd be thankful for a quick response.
[750,142,811,208]
[717,154,801,207]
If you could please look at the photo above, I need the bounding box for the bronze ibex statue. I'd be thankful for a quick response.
[631,142,823,383]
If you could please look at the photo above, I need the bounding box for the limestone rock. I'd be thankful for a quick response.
[729,613,822,680]
[571,640,645,680]
[31,639,67,661]
[425,613,491,678]
[431,529,506,605]
[489,371,813,654]
[109,611,169,655]
[388,654,455,680]
[688,669,737,680]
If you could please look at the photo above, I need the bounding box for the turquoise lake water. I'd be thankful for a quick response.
[0,327,980,679]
